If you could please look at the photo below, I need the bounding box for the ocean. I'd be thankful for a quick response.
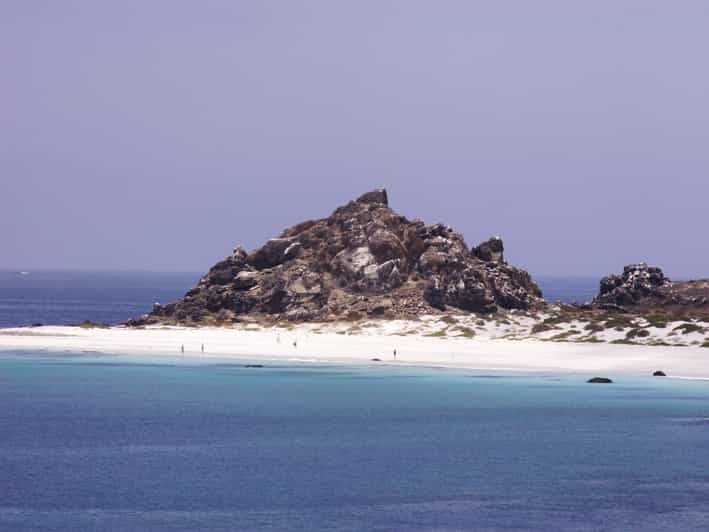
[0,270,598,328]
[0,270,199,328]
[2,354,709,531]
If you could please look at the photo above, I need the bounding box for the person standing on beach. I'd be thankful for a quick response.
[393,348,397,360]
[180,344,184,354]
[201,343,204,353]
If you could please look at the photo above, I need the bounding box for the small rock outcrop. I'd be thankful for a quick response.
[594,263,667,307]
[653,370,667,377]
[592,263,708,312]
[587,377,613,384]
[472,236,504,263]
[133,189,544,324]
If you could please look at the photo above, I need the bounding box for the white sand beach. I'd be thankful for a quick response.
[1,321,708,378]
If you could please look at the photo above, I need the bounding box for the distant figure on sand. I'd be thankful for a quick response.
[293,339,298,349]
[201,343,204,353]
[393,348,397,360]
[180,344,184,354]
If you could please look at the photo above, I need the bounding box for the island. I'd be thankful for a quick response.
[0,189,706,376]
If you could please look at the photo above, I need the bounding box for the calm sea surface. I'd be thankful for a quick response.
[1,354,709,531]
[0,270,597,328]
[0,270,199,328]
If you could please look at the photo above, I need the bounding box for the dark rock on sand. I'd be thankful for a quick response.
[653,370,667,377]
[132,189,545,325]
[587,377,613,383]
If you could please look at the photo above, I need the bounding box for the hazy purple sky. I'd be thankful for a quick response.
[2,1,707,278]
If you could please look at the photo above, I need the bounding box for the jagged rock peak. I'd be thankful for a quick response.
[356,188,388,206]
[135,189,545,324]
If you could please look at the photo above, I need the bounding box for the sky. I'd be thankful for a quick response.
[2,0,708,279]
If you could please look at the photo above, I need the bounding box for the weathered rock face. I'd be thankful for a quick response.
[595,263,667,306]
[139,189,545,324]
[592,263,709,311]
[473,236,504,262]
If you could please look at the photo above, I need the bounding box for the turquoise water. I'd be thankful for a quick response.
[2,352,709,531]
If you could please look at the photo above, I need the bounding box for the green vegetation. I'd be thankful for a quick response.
[673,323,705,335]
[531,322,556,334]
[584,321,605,333]
[549,330,579,341]
[626,328,650,340]
[603,315,635,330]
[648,340,672,347]
[78,321,110,329]
[424,328,448,338]
[454,326,476,338]
[610,338,636,345]
[576,335,603,343]
[645,314,668,328]
[390,330,417,336]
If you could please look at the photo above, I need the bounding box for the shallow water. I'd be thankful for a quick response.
[2,352,709,531]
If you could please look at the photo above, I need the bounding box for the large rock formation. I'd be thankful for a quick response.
[135,189,544,324]
[592,263,709,312]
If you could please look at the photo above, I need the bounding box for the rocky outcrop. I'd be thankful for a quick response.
[135,189,544,324]
[592,263,709,312]
[595,263,668,307]
[473,236,504,262]
[587,377,613,384]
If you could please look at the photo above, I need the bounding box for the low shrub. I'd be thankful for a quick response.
[673,323,705,335]
[626,328,650,339]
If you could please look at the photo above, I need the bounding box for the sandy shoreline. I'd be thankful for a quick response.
[1,324,708,379]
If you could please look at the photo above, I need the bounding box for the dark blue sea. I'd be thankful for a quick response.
[0,270,597,329]
[0,270,200,328]
[2,354,709,531]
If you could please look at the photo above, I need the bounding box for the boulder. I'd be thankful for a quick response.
[587,377,613,383]
[368,229,406,264]
[356,188,388,206]
[234,271,259,290]
[247,238,301,269]
[473,236,504,262]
